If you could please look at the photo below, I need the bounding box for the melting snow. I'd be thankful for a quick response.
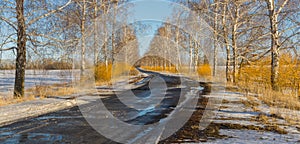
[201,88,300,143]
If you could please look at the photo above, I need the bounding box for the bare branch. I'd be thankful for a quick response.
[250,49,271,62]
[276,0,290,14]
[0,47,17,51]
[0,16,17,31]
[27,0,72,26]
[279,31,300,50]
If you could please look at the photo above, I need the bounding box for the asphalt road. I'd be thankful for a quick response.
[0,70,209,144]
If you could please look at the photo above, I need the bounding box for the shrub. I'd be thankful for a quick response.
[197,64,212,77]
[94,63,112,82]
[94,62,138,83]
[141,66,179,73]
[141,65,213,79]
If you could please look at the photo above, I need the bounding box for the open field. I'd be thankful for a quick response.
[0,70,80,97]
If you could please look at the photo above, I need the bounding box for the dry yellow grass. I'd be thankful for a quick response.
[0,82,84,106]
[269,107,300,126]
[0,94,35,106]
[0,96,11,106]
[0,84,77,106]
[238,54,300,110]
[2,63,140,106]
[141,65,212,80]
[260,88,300,110]
[141,66,178,73]
[94,63,112,82]
[197,64,212,78]
[95,63,138,83]
[238,76,300,110]
[27,85,78,98]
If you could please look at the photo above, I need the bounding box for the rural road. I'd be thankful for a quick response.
[0,69,211,143]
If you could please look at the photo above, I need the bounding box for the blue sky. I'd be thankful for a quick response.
[0,0,177,60]
[129,0,173,21]
[127,0,175,56]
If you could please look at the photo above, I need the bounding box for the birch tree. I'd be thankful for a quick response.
[229,1,240,83]
[0,0,72,98]
[266,0,282,90]
[76,0,88,77]
[212,0,219,76]
[224,0,261,83]
[221,0,231,82]
[265,0,299,90]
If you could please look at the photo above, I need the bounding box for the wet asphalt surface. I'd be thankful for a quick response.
[0,70,209,144]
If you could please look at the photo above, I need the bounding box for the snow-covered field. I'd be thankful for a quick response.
[0,70,80,96]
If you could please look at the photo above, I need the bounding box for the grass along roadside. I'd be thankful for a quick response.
[0,84,77,107]
[237,54,300,111]
[27,84,79,98]
[236,82,300,124]
[231,55,300,125]
[140,65,213,82]
[0,65,143,107]
[94,63,139,83]
[0,95,35,106]
[234,82,300,126]
[140,65,298,120]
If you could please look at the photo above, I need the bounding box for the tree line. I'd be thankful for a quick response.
[0,0,299,98]
[144,0,299,91]
[0,0,139,98]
